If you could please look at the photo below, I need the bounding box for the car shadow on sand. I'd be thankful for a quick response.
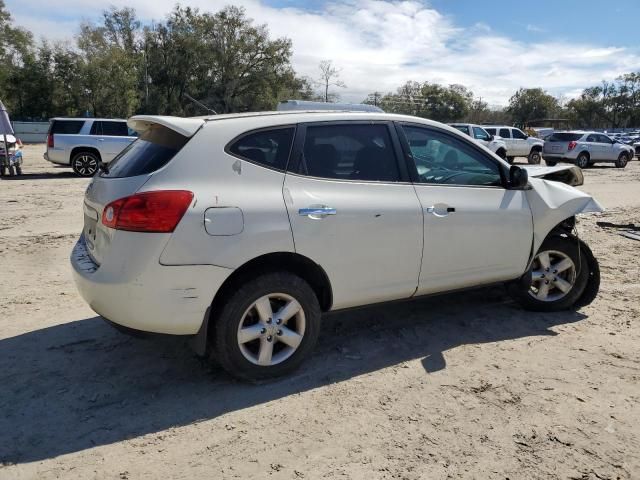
[0,171,79,180]
[0,287,586,464]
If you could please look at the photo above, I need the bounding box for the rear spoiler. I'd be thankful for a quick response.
[127,116,205,137]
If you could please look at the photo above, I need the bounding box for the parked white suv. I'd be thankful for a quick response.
[484,126,544,164]
[44,118,137,176]
[448,123,508,160]
[72,112,602,381]
[543,131,634,168]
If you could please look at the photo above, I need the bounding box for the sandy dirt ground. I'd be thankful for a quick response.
[1,145,639,480]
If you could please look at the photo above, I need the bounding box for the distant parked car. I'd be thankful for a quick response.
[448,123,508,160]
[484,126,544,164]
[44,118,137,177]
[543,131,633,168]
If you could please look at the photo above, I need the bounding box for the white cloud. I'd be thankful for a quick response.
[7,0,640,106]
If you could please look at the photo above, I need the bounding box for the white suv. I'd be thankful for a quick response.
[448,123,508,160]
[71,112,603,381]
[484,126,544,164]
[44,118,137,176]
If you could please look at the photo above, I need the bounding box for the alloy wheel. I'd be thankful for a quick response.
[236,293,306,366]
[73,155,98,176]
[528,250,577,302]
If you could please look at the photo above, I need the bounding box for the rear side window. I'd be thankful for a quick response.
[90,121,130,136]
[298,124,400,182]
[451,125,470,136]
[50,120,84,135]
[499,128,511,138]
[485,128,496,135]
[100,125,188,178]
[547,133,583,142]
[228,127,295,171]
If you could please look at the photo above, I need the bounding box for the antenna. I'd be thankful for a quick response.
[184,93,217,115]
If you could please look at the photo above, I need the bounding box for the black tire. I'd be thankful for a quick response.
[71,151,100,177]
[508,235,590,312]
[528,149,542,164]
[507,156,515,164]
[545,160,557,166]
[213,272,321,382]
[576,152,589,169]
[615,152,629,168]
[496,149,507,160]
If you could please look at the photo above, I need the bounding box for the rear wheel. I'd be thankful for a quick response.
[507,156,515,164]
[213,272,321,382]
[71,151,99,177]
[508,236,589,312]
[496,149,507,160]
[528,149,542,164]
[615,152,629,168]
[576,152,589,169]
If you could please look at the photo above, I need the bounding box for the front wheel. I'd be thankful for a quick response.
[615,153,629,168]
[212,272,321,382]
[508,236,590,312]
[528,150,542,164]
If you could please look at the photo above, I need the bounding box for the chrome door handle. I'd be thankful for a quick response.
[298,206,337,218]
[426,205,455,216]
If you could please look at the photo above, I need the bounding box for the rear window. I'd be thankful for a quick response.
[100,125,188,178]
[50,120,84,135]
[547,133,583,142]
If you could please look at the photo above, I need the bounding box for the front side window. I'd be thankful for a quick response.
[298,124,400,182]
[451,125,470,136]
[499,128,511,139]
[596,134,613,144]
[512,129,527,140]
[228,127,295,171]
[401,125,502,187]
[473,126,491,141]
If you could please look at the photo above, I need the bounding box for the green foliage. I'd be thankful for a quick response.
[506,88,560,125]
[376,81,473,122]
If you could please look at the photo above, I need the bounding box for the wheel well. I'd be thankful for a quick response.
[210,252,333,316]
[578,151,590,160]
[70,147,101,162]
[530,145,542,153]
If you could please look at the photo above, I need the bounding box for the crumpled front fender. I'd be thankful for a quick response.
[526,177,604,254]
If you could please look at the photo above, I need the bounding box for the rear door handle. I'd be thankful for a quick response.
[299,206,337,219]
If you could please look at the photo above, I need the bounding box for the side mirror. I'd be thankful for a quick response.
[509,165,529,189]
[488,134,495,141]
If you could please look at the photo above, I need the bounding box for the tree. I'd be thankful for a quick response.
[506,88,560,125]
[317,60,346,102]
[374,81,473,122]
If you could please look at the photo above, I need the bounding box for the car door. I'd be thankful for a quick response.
[511,128,529,156]
[472,126,492,147]
[498,128,513,154]
[283,121,423,310]
[397,123,533,295]
[597,134,617,160]
[584,134,602,160]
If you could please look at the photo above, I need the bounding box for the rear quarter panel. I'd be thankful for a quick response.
[151,118,296,268]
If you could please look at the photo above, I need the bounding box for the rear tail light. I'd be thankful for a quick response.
[568,141,577,151]
[102,190,194,233]
[47,134,54,148]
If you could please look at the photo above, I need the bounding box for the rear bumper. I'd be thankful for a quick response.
[71,235,232,335]
[44,149,70,165]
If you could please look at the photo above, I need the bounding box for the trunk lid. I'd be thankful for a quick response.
[82,116,203,265]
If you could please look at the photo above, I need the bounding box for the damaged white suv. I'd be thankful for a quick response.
[71,112,602,381]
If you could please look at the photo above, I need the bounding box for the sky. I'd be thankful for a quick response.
[7,0,640,106]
